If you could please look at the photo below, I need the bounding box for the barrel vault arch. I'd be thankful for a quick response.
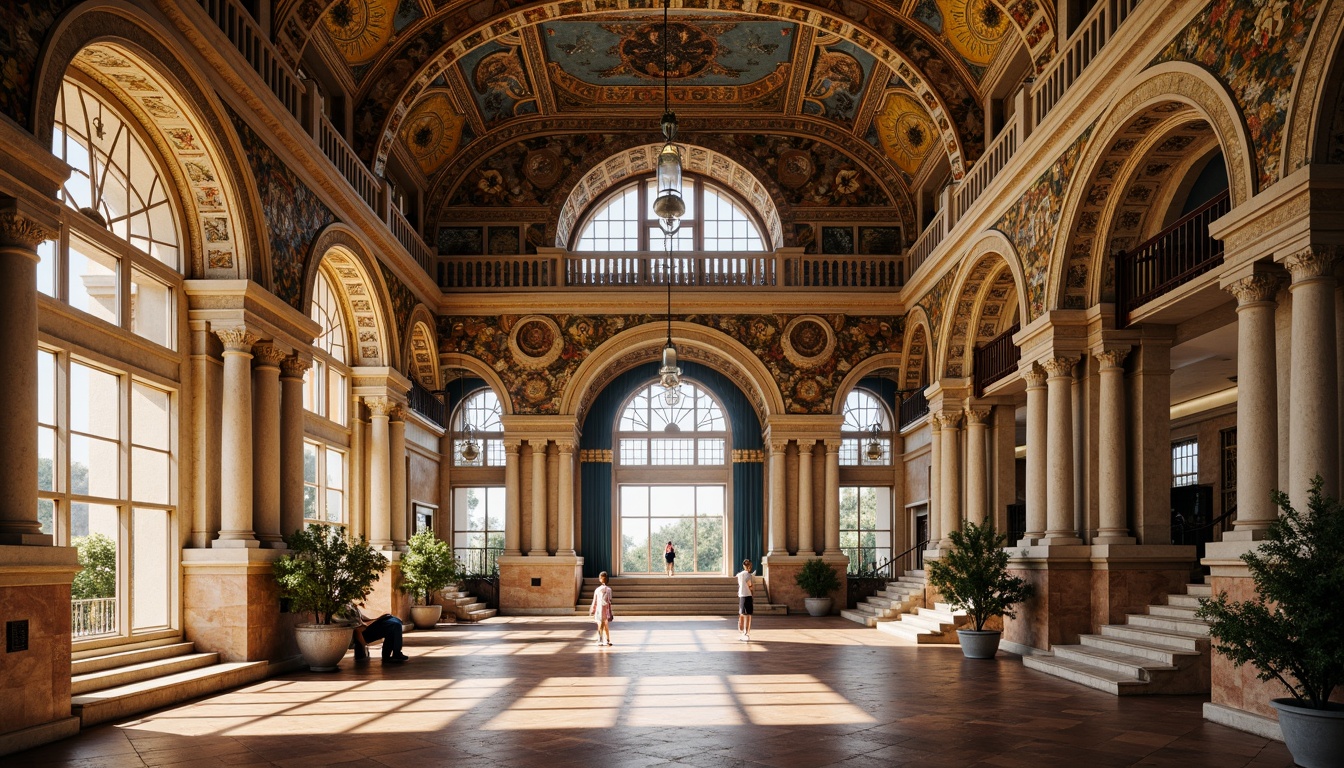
[939,232,1026,381]
[303,225,397,367]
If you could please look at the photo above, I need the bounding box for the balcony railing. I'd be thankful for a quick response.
[955,117,1021,218]
[455,546,502,578]
[1033,0,1143,127]
[195,0,303,120]
[899,389,930,430]
[318,114,380,211]
[408,380,445,427]
[1116,190,1231,325]
[907,211,947,278]
[785,254,902,288]
[973,323,1022,397]
[390,207,435,278]
[72,597,116,639]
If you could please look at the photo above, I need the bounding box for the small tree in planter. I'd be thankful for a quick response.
[795,558,841,616]
[1196,477,1344,768]
[926,520,1034,658]
[274,524,387,670]
[399,530,462,629]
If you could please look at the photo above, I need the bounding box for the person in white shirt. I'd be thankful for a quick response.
[736,559,754,641]
[589,571,614,646]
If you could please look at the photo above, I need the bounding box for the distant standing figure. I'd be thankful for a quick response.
[664,541,676,576]
[737,559,754,641]
[590,571,614,646]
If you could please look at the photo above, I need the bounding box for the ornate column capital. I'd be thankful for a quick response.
[528,438,548,451]
[216,327,259,353]
[964,406,991,425]
[503,439,522,454]
[555,439,575,454]
[252,342,287,368]
[1285,244,1340,282]
[1022,362,1047,388]
[1226,272,1283,305]
[768,438,790,454]
[934,410,963,430]
[280,354,311,379]
[1041,356,1077,379]
[796,440,815,456]
[364,395,395,418]
[1093,347,1130,370]
[0,209,56,251]
[823,438,842,453]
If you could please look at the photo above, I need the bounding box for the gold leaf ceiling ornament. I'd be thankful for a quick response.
[937,0,1011,68]
[874,91,938,177]
[322,0,396,66]
[399,91,467,176]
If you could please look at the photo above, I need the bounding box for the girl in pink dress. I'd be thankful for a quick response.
[589,571,613,646]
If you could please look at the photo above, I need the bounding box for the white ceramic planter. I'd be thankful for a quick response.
[410,604,444,630]
[295,623,354,671]
[803,597,833,617]
[1270,698,1344,768]
[956,629,1002,659]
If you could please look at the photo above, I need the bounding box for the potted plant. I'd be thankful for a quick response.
[399,529,462,629]
[274,524,387,671]
[926,520,1034,659]
[795,558,841,616]
[1196,477,1344,768]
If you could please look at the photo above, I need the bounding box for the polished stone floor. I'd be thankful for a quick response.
[16,615,1293,767]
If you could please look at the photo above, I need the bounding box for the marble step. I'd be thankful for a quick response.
[463,608,497,621]
[1185,583,1213,598]
[1021,655,1148,695]
[1079,633,1204,665]
[72,652,219,695]
[1050,644,1178,679]
[1147,604,1203,620]
[874,618,958,643]
[71,661,270,726]
[1126,613,1211,635]
[570,604,789,616]
[71,641,197,676]
[840,609,878,627]
[1098,624,1209,652]
[1166,594,1205,609]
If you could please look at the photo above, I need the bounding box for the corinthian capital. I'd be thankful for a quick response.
[252,342,287,367]
[934,410,963,430]
[1042,356,1077,378]
[1093,348,1130,369]
[0,209,56,250]
[964,406,991,425]
[1285,245,1340,282]
[364,396,396,417]
[1022,362,1047,388]
[769,438,790,454]
[280,354,312,379]
[216,327,259,353]
[1226,272,1282,305]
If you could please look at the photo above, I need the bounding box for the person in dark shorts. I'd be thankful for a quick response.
[664,541,676,576]
[736,558,754,641]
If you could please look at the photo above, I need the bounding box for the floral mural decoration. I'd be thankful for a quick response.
[0,0,65,129]
[1155,0,1321,188]
[377,261,418,351]
[915,269,957,355]
[438,312,904,415]
[448,134,624,207]
[993,123,1094,319]
[227,106,336,310]
[726,134,892,207]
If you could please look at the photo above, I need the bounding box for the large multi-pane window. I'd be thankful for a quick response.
[840,487,892,574]
[840,389,893,466]
[303,441,346,528]
[47,76,181,351]
[451,390,506,574]
[305,270,348,426]
[1172,439,1199,487]
[574,177,767,252]
[453,389,505,466]
[617,382,726,467]
[452,487,505,575]
[620,485,725,574]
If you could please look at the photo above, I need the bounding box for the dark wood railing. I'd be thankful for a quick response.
[1116,190,1230,325]
[408,380,445,427]
[973,323,1021,396]
[899,389,930,429]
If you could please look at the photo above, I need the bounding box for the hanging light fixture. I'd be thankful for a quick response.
[654,0,683,407]
[865,422,884,462]
[460,424,481,463]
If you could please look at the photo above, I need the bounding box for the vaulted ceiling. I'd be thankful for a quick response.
[281,0,1055,248]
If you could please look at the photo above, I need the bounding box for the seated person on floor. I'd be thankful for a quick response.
[338,603,409,663]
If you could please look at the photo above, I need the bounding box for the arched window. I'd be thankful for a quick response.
[303,268,351,529]
[453,389,505,467]
[451,388,506,575]
[47,75,182,350]
[840,389,892,466]
[574,177,767,252]
[839,388,894,573]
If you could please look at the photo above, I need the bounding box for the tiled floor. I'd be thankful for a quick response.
[15,615,1293,767]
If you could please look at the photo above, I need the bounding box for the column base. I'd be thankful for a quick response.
[0,532,53,546]
[763,553,848,615]
[0,715,80,758]
[1220,528,1273,543]
[211,536,260,549]
[1093,532,1136,545]
[1017,534,1045,548]
[183,548,295,662]
[1043,533,1083,545]
[498,554,583,614]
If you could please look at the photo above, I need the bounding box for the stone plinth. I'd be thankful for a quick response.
[498,555,583,614]
[182,548,298,663]
[0,545,81,756]
[1003,545,1092,652]
[1088,544,1197,628]
[763,554,848,614]
[1204,540,1281,725]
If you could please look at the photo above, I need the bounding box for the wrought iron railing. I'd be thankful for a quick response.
[846,539,928,606]
[973,323,1021,397]
[1116,190,1230,325]
[72,597,116,638]
[408,381,445,427]
[455,546,502,578]
[899,389,929,430]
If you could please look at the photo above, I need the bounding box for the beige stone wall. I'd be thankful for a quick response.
[408,451,439,508]
[0,582,73,736]
[498,557,583,614]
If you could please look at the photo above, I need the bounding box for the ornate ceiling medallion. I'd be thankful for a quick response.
[782,315,836,368]
[509,315,565,368]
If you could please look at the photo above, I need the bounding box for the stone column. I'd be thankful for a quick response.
[251,342,286,547]
[1286,246,1340,501]
[1043,357,1081,544]
[0,209,54,544]
[214,328,260,548]
[938,411,963,547]
[529,439,548,555]
[503,440,521,555]
[390,411,408,548]
[279,355,309,543]
[928,418,942,546]
[556,440,576,555]
[1226,273,1281,531]
[1094,348,1134,543]
[964,407,990,526]
[365,396,394,550]
[797,441,815,555]
[823,439,842,555]
[1022,364,1047,545]
[768,438,788,555]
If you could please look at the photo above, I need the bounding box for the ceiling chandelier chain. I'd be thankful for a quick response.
[655,0,683,408]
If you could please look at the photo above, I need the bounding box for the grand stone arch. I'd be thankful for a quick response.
[1047,63,1256,314]
[404,304,440,391]
[900,307,934,393]
[33,10,262,283]
[439,352,514,416]
[939,232,1025,380]
[1283,0,1344,171]
[304,225,397,367]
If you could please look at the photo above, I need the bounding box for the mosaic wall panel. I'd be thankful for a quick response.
[0,0,66,130]
[914,269,957,356]
[438,226,484,255]
[859,226,902,254]
[377,261,418,346]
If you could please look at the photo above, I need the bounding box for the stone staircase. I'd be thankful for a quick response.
[70,637,270,726]
[444,588,498,622]
[875,601,973,643]
[1021,582,1212,695]
[574,576,788,616]
[841,570,928,627]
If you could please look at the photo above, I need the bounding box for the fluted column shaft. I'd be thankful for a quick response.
[503,440,522,555]
[252,343,286,546]
[1044,357,1081,544]
[0,210,53,544]
[823,439,841,554]
[797,441,815,554]
[530,439,548,555]
[390,412,408,547]
[1022,365,1047,544]
[366,396,394,549]
[964,408,990,526]
[1095,349,1133,542]
[1287,247,1340,501]
[1228,274,1281,530]
[939,412,962,547]
[215,328,259,547]
[279,356,309,542]
[768,439,788,555]
[557,440,576,555]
